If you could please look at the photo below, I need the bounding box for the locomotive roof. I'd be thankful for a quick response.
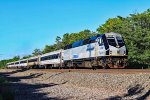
[72,40,84,48]
[40,49,63,57]
[19,58,28,61]
[72,34,104,48]
[105,32,122,37]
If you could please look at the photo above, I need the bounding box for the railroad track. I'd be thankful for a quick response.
[5,68,150,74]
[28,69,150,74]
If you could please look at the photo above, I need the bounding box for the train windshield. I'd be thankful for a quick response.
[116,36,125,47]
[107,37,117,47]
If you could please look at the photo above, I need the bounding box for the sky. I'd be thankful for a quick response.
[0,0,150,60]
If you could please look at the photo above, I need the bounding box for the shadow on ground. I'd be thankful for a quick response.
[0,69,71,100]
[104,84,150,100]
[0,69,29,77]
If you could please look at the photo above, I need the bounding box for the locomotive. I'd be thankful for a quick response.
[7,32,128,69]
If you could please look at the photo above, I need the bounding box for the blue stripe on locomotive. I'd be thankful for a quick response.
[71,34,104,48]
[72,40,84,48]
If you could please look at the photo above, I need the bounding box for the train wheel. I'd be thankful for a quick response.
[102,65,109,69]
[92,66,96,70]
[73,63,78,69]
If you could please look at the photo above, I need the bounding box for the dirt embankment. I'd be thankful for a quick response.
[0,69,150,100]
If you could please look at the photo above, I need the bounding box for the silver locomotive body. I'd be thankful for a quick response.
[63,32,128,68]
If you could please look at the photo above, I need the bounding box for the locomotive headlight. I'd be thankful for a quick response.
[117,50,120,54]
[116,45,120,48]
[124,51,126,55]
[109,50,112,55]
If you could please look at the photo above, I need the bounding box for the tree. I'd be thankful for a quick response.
[97,9,150,68]
[97,16,124,33]
[32,49,42,56]
[55,36,63,50]
[12,56,20,61]
[62,33,70,46]
[42,45,55,54]
[22,55,32,59]
[0,56,20,68]
[61,30,97,46]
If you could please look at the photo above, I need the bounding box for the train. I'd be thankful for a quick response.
[7,32,128,69]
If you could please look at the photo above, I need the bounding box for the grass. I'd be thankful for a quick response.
[0,77,14,100]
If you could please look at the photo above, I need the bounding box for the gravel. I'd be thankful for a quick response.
[0,69,150,100]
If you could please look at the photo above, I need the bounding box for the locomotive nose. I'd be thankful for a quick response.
[109,46,125,56]
[117,49,120,54]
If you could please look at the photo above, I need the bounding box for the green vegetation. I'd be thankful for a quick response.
[0,56,20,69]
[0,9,150,68]
[42,30,97,54]
[97,9,150,68]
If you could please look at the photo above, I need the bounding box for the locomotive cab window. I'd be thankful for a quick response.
[107,37,117,47]
[116,36,125,47]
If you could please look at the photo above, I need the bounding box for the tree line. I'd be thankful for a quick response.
[1,9,150,68]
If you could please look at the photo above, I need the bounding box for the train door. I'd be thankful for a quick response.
[97,37,106,56]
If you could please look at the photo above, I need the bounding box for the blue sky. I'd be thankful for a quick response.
[0,0,150,60]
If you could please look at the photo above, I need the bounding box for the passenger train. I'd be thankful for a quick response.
[7,32,128,69]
